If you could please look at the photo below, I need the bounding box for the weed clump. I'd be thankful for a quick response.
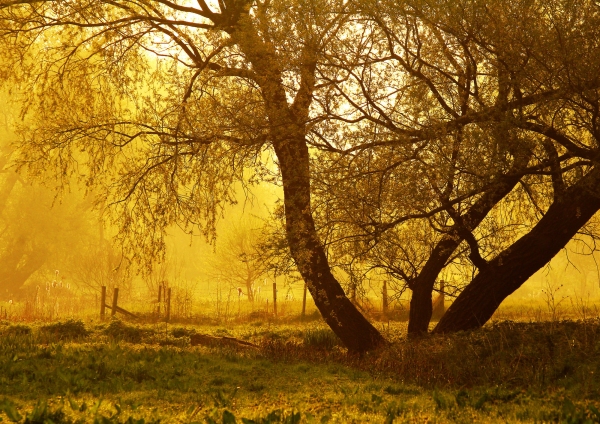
[303,328,341,350]
[103,320,153,343]
[40,320,89,340]
[25,400,70,423]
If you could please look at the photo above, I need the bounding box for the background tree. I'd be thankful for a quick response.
[207,218,270,302]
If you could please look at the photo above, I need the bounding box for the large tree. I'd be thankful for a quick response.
[434,0,600,332]
[306,0,540,334]
[0,0,389,351]
[307,0,600,335]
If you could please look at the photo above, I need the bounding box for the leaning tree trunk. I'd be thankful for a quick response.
[273,135,385,352]
[434,166,600,333]
[408,153,530,336]
[235,25,385,352]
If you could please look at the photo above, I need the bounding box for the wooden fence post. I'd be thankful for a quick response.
[157,284,163,317]
[100,286,106,320]
[301,283,307,318]
[272,282,277,317]
[111,288,119,317]
[382,280,389,316]
[166,287,172,322]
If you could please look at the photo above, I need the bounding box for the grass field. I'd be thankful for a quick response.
[1,318,600,423]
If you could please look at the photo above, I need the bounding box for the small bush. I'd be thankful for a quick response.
[2,324,32,337]
[40,320,88,340]
[103,320,153,343]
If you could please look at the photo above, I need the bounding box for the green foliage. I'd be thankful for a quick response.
[0,397,161,423]
[23,400,68,424]
[432,390,453,411]
[454,390,469,408]
[210,388,238,408]
[0,399,22,422]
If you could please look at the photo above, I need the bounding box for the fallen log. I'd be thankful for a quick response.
[190,333,259,349]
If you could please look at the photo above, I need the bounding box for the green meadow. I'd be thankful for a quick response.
[1,318,600,423]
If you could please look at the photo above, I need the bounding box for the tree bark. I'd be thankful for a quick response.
[434,166,600,333]
[407,157,529,336]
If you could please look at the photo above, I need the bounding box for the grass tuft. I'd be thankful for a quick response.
[302,328,341,350]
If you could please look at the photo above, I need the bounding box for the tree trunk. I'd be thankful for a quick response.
[274,135,385,351]
[245,278,254,302]
[235,25,385,352]
[408,160,528,335]
[434,166,600,333]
